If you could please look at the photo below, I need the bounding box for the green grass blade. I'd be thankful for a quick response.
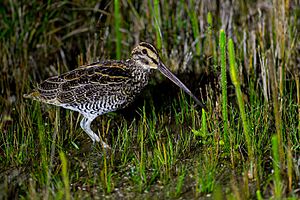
[219,29,228,144]
[188,0,201,55]
[272,135,282,199]
[153,0,162,50]
[59,151,71,200]
[228,39,253,165]
[114,0,121,59]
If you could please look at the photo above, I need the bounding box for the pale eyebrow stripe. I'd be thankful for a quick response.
[140,43,157,54]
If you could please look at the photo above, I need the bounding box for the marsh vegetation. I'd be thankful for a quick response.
[0,0,299,199]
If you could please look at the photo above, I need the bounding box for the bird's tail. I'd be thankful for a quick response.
[23,90,61,106]
[23,90,41,101]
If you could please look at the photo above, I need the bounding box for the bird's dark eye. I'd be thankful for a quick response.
[142,49,147,54]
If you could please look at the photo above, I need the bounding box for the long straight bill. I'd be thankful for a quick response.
[158,63,207,111]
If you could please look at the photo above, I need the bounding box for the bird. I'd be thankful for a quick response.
[24,42,206,148]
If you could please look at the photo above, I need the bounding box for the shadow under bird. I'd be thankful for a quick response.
[24,42,206,148]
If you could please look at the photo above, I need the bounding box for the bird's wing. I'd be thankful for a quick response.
[36,61,132,105]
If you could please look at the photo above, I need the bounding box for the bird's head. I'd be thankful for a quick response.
[131,42,207,110]
[131,42,160,70]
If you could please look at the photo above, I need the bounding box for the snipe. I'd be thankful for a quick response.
[24,42,206,148]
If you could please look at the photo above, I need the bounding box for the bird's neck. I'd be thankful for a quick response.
[127,59,151,83]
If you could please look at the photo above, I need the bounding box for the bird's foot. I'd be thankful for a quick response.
[100,141,111,150]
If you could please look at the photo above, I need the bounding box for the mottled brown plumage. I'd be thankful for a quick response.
[24,42,206,148]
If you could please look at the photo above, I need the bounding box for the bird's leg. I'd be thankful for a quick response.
[80,117,100,142]
[80,116,110,149]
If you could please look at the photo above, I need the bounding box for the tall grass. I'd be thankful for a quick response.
[272,135,282,199]
[114,0,121,59]
[228,39,254,169]
[59,151,71,200]
[188,0,201,56]
[219,29,229,145]
[153,0,162,50]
